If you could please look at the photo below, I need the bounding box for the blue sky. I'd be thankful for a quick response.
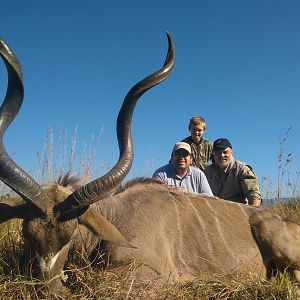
[0,0,299,197]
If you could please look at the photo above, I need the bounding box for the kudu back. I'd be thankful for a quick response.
[1,35,300,296]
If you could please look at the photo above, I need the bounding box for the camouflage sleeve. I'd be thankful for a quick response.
[208,141,213,161]
[239,165,262,205]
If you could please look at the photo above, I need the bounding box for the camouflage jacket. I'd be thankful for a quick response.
[181,136,213,171]
[204,159,262,205]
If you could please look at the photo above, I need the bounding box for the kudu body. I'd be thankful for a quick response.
[1,35,300,296]
[82,184,300,283]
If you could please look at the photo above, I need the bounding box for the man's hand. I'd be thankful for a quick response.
[250,198,262,207]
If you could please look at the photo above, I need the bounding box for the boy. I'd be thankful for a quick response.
[181,115,213,171]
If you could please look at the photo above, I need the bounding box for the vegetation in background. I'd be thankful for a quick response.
[36,126,107,185]
[261,127,300,203]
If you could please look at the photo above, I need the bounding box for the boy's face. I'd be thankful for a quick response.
[189,123,205,143]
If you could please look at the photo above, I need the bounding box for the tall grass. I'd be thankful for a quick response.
[35,126,106,185]
[261,127,300,202]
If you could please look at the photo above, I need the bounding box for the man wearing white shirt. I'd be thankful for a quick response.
[153,142,213,196]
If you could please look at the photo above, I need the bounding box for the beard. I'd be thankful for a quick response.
[216,158,231,170]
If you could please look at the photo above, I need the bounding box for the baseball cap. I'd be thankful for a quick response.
[172,142,192,154]
[213,138,232,151]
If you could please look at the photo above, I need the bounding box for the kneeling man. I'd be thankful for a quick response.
[153,142,213,196]
[204,138,262,206]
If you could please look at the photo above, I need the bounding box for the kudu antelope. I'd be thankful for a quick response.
[1,35,300,296]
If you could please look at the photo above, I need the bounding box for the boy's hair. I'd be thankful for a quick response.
[188,115,207,130]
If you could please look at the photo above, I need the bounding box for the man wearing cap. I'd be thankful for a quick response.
[204,138,262,206]
[152,142,213,195]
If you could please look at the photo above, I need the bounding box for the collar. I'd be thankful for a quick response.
[190,137,203,145]
[169,163,191,179]
[195,137,203,145]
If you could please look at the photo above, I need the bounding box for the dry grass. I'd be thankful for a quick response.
[35,126,106,185]
[270,199,300,223]
[1,203,300,300]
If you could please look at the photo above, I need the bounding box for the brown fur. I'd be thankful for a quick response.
[76,184,300,283]
[56,172,83,190]
[5,179,300,294]
[114,176,167,195]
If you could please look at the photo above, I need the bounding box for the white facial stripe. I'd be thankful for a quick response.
[36,241,71,272]
[37,251,60,272]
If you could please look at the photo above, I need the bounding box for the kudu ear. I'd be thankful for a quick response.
[0,196,31,223]
[78,207,136,249]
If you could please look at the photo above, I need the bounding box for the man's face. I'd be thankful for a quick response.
[189,124,205,143]
[213,147,233,170]
[171,149,192,172]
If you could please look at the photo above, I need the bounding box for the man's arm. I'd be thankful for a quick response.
[152,171,164,180]
[152,165,168,181]
[199,170,213,196]
[250,198,262,207]
[240,165,262,207]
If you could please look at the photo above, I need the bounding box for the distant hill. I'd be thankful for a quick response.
[263,197,298,208]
